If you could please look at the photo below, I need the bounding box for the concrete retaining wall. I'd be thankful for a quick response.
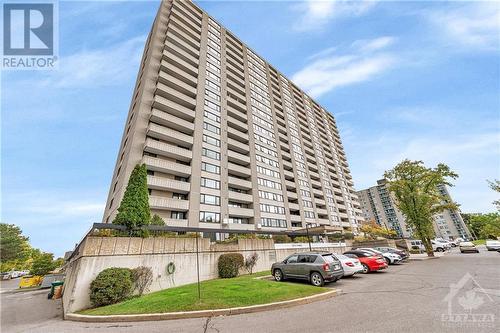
[63,236,347,314]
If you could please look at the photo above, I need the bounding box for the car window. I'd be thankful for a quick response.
[286,255,298,264]
[344,253,358,258]
[322,255,337,263]
[298,255,315,263]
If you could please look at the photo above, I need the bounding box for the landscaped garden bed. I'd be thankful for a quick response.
[80,271,327,315]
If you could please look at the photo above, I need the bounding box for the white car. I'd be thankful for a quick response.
[332,254,364,276]
[486,240,500,251]
[431,240,448,252]
[434,238,454,248]
[357,248,402,265]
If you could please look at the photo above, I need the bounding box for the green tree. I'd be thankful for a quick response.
[384,160,458,257]
[31,252,57,276]
[463,213,500,240]
[0,223,30,262]
[487,179,500,211]
[113,164,151,231]
[150,214,165,226]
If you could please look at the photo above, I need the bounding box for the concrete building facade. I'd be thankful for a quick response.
[357,180,471,240]
[102,0,364,232]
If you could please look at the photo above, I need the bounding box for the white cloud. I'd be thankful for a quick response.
[292,36,397,97]
[38,35,146,88]
[428,2,500,51]
[293,0,377,31]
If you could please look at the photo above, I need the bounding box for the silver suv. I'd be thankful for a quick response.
[271,252,344,286]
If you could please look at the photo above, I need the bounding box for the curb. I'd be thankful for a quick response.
[65,289,340,322]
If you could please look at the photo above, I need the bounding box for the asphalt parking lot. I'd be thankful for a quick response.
[1,246,499,333]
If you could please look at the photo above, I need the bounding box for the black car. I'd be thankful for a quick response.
[374,247,409,261]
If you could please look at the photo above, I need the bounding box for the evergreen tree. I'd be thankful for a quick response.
[150,214,166,226]
[113,164,151,230]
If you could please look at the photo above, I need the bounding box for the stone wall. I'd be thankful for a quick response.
[62,236,348,315]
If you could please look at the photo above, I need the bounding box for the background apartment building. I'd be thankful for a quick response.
[357,180,471,240]
[102,0,364,232]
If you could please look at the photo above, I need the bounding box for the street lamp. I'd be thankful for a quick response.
[305,223,312,251]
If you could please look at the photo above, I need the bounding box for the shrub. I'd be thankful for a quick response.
[90,268,133,307]
[273,235,292,243]
[31,252,57,276]
[131,266,153,296]
[218,253,244,278]
[343,232,355,240]
[293,236,310,243]
[244,253,259,274]
[150,214,165,226]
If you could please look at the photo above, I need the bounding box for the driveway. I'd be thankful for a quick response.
[2,247,499,333]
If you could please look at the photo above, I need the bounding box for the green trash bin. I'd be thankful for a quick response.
[48,280,64,299]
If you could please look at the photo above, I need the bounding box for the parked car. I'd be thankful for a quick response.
[431,240,447,252]
[356,248,402,265]
[459,242,479,253]
[1,272,11,280]
[343,250,388,273]
[331,254,364,276]
[434,239,454,248]
[485,240,500,251]
[271,252,344,286]
[410,240,425,252]
[374,247,409,261]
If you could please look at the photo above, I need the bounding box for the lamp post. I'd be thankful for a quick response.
[305,223,312,251]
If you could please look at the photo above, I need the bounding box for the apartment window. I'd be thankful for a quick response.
[255,154,279,168]
[300,189,311,197]
[229,201,248,208]
[207,46,221,58]
[207,53,220,66]
[260,204,285,214]
[201,194,220,206]
[304,211,315,219]
[204,99,220,112]
[201,177,220,189]
[203,134,220,147]
[260,218,286,228]
[204,110,220,123]
[258,190,283,202]
[228,217,249,224]
[200,211,220,223]
[206,79,220,91]
[258,178,282,190]
[257,165,280,179]
[203,122,220,135]
[229,187,246,193]
[201,162,220,174]
[206,69,221,82]
[202,148,220,161]
[175,176,189,182]
[171,211,186,219]
[302,200,313,208]
[205,89,221,102]
[172,193,188,200]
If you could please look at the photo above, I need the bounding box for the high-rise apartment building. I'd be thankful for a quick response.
[102,0,364,232]
[357,180,471,240]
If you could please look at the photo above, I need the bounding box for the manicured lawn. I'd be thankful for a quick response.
[80,271,327,315]
[472,239,486,245]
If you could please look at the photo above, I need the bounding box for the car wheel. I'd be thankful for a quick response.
[460,251,464,253]
[273,269,284,282]
[361,264,370,274]
[436,247,444,252]
[385,257,390,265]
[310,272,324,287]
[476,250,479,253]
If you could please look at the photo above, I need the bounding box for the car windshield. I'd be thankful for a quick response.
[461,242,474,246]
[335,254,349,260]
[322,254,337,263]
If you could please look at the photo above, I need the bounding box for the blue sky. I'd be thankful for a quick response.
[2,0,499,256]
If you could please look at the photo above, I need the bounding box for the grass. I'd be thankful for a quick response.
[472,239,486,245]
[80,271,327,315]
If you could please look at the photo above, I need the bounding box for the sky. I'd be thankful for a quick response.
[2,0,499,257]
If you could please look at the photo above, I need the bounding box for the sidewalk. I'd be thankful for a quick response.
[409,252,446,261]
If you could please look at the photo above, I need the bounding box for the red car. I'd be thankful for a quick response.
[343,250,388,273]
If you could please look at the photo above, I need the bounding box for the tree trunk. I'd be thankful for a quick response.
[422,237,434,257]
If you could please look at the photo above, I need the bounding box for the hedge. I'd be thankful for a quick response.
[218,253,244,278]
[89,268,133,307]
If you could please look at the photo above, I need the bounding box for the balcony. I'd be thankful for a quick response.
[228,150,250,166]
[288,202,300,211]
[285,180,296,190]
[227,105,247,123]
[316,208,328,216]
[142,156,191,178]
[150,108,194,134]
[144,138,192,162]
[283,169,294,180]
[155,82,196,110]
[228,162,251,177]
[147,175,190,193]
[158,70,197,97]
[228,191,253,203]
[287,191,298,200]
[228,176,252,190]
[290,215,302,223]
[227,115,248,133]
[227,126,249,143]
[149,196,189,211]
[228,206,254,218]
[147,123,193,148]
